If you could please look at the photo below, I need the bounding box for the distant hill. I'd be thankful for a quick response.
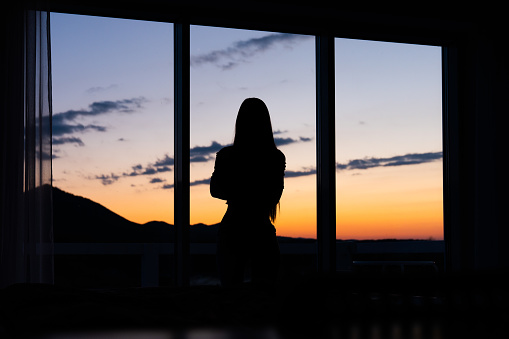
[52,187,219,243]
[52,187,316,244]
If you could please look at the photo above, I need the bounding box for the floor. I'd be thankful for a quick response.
[2,272,508,339]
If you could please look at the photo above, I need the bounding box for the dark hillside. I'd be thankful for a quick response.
[52,187,223,243]
[53,187,173,242]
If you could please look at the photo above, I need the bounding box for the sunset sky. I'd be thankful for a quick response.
[50,13,443,240]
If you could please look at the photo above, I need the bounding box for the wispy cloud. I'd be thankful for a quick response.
[274,136,312,147]
[336,152,443,170]
[94,142,225,185]
[93,149,442,187]
[52,97,146,139]
[191,178,211,186]
[189,137,311,162]
[91,135,312,186]
[274,137,295,147]
[122,162,171,178]
[282,151,443,179]
[94,155,173,186]
[52,136,85,146]
[95,173,121,185]
[191,33,312,70]
[161,178,211,190]
[190,141,225,162]
[86,84,118,94]
[153,154,174,167]
[285,169,317,178]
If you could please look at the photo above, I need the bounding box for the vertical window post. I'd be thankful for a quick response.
[316,35,336,273]
[442,46,461,273]
[174,23,190,286]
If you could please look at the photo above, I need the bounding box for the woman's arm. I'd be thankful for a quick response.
[268,152,286,207]
[210,150,229,200]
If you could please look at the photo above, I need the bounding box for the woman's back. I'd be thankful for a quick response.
[210,145,285,221]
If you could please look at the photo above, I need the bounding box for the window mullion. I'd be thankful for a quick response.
[442,46,461,273]
[174,23,191,287]
[316,35,336,273]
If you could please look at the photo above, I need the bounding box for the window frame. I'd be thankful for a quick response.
[48,6,455,285]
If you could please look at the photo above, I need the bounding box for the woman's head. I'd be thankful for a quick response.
[233,98,276,149]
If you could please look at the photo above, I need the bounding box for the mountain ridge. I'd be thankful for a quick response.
[52,187,313,243]
[53,187,220,243]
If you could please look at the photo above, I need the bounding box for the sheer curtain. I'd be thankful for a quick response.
[1,6,53,287]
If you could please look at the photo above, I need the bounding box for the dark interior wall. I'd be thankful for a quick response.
[18,0,505,272]
[461,27,504,271]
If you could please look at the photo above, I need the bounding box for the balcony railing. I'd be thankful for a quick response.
[49,241,444,287]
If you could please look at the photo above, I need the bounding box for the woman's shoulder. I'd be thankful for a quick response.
[215,146,237,162]
[273,149,286,171]
[217,145,235,155]
[274,148,286,162]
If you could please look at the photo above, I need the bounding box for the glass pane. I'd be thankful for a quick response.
[51,13,174,287]
[335,39,443,271]
[190,26,316,285]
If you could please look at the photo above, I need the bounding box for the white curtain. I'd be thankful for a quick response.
[1,7,53,287]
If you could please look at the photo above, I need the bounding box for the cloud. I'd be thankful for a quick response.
[92,136,312,186]
[183,151,441,183]
[283,151,443,179]
[52,123,106,136]
[92,149,442,187]
[155,166,172,173]
[86,84,118,94]
[52,136,85,146]
[188,137,311,162]
[191,33,312,70]
[153,154,174,167]
[95,151,175,186]
[122,162,171,178]
[275,136,312,147]
[191,178,211,186]
[95,173,120,185]
[52,97,146,138]
[160,178,210,189]
[141,167,157,175]
[190,141,225,162]
[274,137,295,147]
[285,169,317,178]
[337,152,443,171]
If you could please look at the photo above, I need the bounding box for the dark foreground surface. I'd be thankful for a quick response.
[1,272,508,339]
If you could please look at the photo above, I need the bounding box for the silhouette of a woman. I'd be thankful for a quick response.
[211,98,285,287]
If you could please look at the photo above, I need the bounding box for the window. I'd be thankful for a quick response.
[51,13,174,287]
[190,25,317,284]
[335,38,444,271]
[50,12,446,286]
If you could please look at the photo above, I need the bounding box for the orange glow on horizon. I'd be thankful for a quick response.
[56,161,443,241]
[336,161,443,240]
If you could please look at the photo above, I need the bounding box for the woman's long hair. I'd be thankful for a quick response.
[233,98,279,222]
